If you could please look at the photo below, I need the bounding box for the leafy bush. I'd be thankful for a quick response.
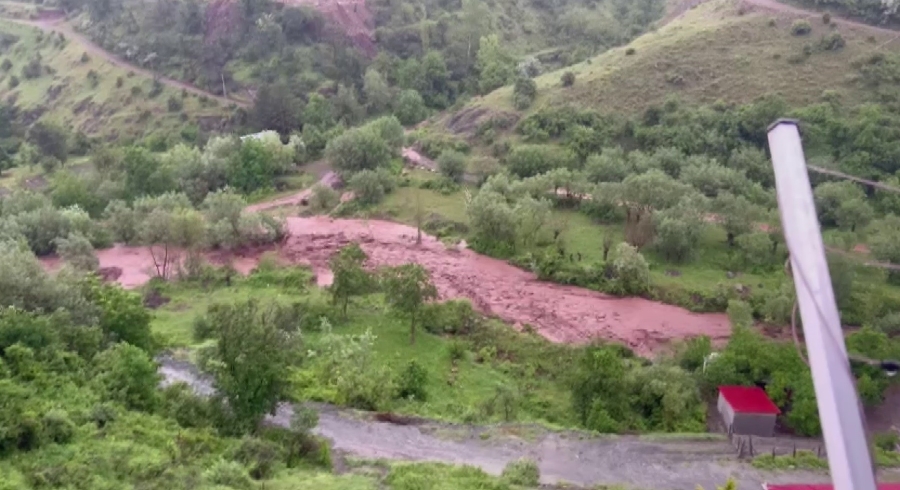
[791,20,812,36]
[436,150,466,183]
[501,458,540,486]
[0,59,11,71]
[80,52,90,63]
[625,47,636,55]
[822,12,831,24]
[167,96,183,112]
[561,71,576,87]
[819,32,845,51]
[348,169,387,205]
[396,360,428,401]
[513,76,537,110]
[41,409,75,444]
[421,299,479,335]
[203,459,254,489]
[232,437,282,479]
[7,75,18,88]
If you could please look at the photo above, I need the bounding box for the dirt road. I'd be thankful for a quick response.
[158,357,830,490]
[1,14,247,107]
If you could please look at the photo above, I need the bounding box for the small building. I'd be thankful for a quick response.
[717,385,781,437]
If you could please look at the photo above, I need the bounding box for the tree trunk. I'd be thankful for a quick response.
[727,232,735,247]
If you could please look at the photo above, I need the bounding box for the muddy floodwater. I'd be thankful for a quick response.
[41,215,730,355]
[158,357,830,490]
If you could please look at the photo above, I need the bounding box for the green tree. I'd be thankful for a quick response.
[251,83,301,135]
[303,93,334,128]
[476,34,515,93]
[715,192,759,246]
[331,84,364,126]
[94,342,160,411]
[437,150,466,183]
[28,121,68,163]
[834,198,874,232]
[381,264,438,344]
[506,144,576,179]
[653,195,707,262]
[54,232,98,271]
[513,76,537,110]
[394,89,428,126]
[870,215,900,284]
[325,126,391,176]
[329,242,372,316]
[813,181,866,227]
[363,68,393,115]
[348,169,387,206]
[570,345,627,429]
[93,282,153,351]
[123,147,172,199]
[207,300,299,434]
[612,242,650,295]
[228,139,278,193]
[466,189,518,256]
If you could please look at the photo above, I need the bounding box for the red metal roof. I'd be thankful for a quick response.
[718,385,781,415]
[765,485,900,490]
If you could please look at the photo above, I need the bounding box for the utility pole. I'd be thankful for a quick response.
[767,119,877,490]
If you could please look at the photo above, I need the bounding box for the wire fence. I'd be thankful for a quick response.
[727,424,827,459]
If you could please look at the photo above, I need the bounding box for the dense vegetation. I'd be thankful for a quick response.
[5,0,900,485]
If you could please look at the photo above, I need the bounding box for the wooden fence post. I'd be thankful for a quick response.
[749,435,754,456]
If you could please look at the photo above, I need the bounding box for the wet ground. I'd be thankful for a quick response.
[158,357,831,490]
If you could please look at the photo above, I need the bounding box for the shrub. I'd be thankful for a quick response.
[7,75,18,89]
[232,437,282,480]
[421,299,479,335]
[501,458,540,486]
[822,12,831,24]
[203,460,253,489]
[447,340,468,361]
[86,69,99,88]
[625,47,636,55]
[819,32,845,51]
[130,86,142,96]
[513,76,537,110]
[791,20,812,36]
[149,79,163,98]
[348,169,386,206]
[561,71,575,87]
[41,409,75,444]
[395,360,428,401]
[21,57,41,79]
[80,51,89,63]
[309,184,339,211]
[115,76,123,88]
[0,59,11,71]
[875,432,900,452]
[436,150,466,183]
[167,95,183,112]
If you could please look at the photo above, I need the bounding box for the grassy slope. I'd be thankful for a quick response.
[153,268,575,427]
[458,0,896,119]
[0,19,229,140]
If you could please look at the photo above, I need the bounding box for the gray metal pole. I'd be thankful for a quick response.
[767,119,876,490]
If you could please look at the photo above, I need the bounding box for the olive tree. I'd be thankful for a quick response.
[329,242,373,316]
[381,264,438,344]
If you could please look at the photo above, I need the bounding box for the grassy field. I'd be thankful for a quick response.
[445,0,899,126]
[151,265,577,427]
[0,19,230,141]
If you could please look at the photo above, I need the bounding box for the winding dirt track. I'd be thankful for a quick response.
[2,14,247,107]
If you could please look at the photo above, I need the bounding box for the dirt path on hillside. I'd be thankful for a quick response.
[157,357,830,490]
[666,0,900,36]
[1,15,247,107]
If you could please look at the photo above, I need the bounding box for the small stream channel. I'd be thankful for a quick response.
[156,356,831,490]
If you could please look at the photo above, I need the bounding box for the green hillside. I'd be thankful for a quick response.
[0,19,231,141]
[447,0,900,125]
